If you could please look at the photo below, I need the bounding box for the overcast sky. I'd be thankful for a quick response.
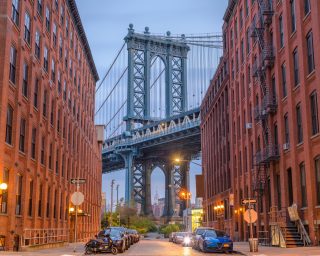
[76,0,228,207]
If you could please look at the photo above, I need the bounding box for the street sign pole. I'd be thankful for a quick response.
[74,178,79,253]
[249,198,253,239]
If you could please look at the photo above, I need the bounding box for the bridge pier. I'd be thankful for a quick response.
[123,152,134,206]
[144,164,153,216]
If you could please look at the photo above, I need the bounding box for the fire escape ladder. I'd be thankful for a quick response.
[253,0,278,187]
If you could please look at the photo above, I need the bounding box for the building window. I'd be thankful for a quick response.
[56,149,59,174]
[38,184,42,217]
[35,31,41,59]
[279,15,284,48]
[284,113,290,146]
[276,174,281,210]
[290,0,296,33]
[274,123,278,145]
[51,58,55,82]
[50,99,54,126]
[9,46,17,84]
[296,104,303,143]
[11,0,20,26]
[22,62,28,97]
[34,78,39,108]
[60,5,64,24]
[24,12,31,44]
[46,186,50,218]
[53,190,57,218]
[0,169,9,214]
[37,0,42,16]
[57,108,61,132]
[316,157,320,205]
[306,31,315,74]
[299,163,307,207]
[28,180,33,216]
[19,118,26,152]
[58,71,61,93]
[304,0,311,16]
[43,90,47,117]
[45,6,50,31]
[310,91,319,135]
[281,63,287,98]
[53,22,57,46]
[15,175,22,215]
[31,128,36,159]
[293,48,299,86]
[43,46,48,72]
[59,36,63,59]
[65,18,69,36]
[41,136,45,165]
[5,105,13,145]
[245,0,249,17]
[49,143,53,169]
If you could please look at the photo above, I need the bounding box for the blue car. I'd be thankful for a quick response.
[198,229,233,253]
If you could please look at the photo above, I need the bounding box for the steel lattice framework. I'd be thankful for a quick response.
[98,25,223,220]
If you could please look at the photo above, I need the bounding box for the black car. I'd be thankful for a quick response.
[109,227,130,250]
[127,229,140,243]
[97,229,126,253]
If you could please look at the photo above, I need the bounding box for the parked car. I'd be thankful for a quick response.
[127,229,140,244]
[96,229,126,253]
[197,229,233,253]
[181,232,193,247]
[173,232,186,244]
[169,232,176,242]
[192,227,214,250]
[109,227,130,250]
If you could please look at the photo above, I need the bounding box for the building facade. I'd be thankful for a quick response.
[202,0,320,245]
[0,0,102,250]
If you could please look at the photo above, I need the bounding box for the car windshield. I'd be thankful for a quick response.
[176,232,184,236]
[104,229,121,237]
[204,230,217,238]
[196,229,207,235]
[215,230,227,237]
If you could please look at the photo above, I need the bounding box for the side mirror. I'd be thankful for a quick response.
[121,233,124,238]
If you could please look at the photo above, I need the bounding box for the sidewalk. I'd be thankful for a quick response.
[234,242,320,256]
[0,243,85,256]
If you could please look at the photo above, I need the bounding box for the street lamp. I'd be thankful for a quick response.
[0,183,8,191]
[179,189,192,232]
[174,158,202,167]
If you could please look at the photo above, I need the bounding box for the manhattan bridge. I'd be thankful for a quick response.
[95,24,222,220]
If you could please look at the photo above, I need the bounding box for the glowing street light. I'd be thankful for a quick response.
[0,183,8,191]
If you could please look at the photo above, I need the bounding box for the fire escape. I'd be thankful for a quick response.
[250,0,279,194]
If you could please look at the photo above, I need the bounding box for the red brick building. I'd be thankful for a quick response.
[0,0,102,250]
[201,0,320,246]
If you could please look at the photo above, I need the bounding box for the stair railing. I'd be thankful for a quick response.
[296,219,311,246]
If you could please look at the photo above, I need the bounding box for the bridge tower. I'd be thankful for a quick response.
[120,25,191,218]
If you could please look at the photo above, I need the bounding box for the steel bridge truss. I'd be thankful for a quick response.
[125,25,189,127]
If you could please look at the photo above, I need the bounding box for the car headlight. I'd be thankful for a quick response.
[116,240,122,245]
[184,237,191,244]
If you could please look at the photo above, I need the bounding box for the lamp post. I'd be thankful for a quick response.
[179,189,192,232]
[110,180,115,226]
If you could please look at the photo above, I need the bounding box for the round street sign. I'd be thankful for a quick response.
[244,209,258,223]
[71,191,84,206]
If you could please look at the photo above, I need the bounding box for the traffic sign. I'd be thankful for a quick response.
[70,178,86,185]
[71,191,84,206]
[244,209,258,224]
[241,199,257,205]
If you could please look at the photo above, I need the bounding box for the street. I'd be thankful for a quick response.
[2,239,320,256]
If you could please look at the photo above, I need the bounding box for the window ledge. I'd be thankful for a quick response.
[306,70,316,81]
[301,207,308,211]
[290,30,297,40]
[281,96,288,103]
[5,143,13,148]
[293,84,300,92]
[303,12,311,22]
[296,142,304,148]
[310,133,320,141]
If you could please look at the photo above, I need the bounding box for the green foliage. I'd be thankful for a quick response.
[101,212,120,228]
[129,216,157,234]
[159,224,182,236]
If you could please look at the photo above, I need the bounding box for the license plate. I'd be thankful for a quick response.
[223,244,229,247]
[105,246,109,249]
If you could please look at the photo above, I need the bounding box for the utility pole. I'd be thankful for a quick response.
[116,184,119,207]
[110,179,115,226]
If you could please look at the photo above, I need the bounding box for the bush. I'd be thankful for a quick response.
[159,224,181,237]
[129,216,157,234]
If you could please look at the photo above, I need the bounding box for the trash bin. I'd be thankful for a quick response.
[249,238,258,252]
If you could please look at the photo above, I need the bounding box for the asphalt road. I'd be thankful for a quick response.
[123,239,232,256]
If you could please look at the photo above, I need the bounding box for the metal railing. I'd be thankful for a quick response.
[103,117,200,153]
[21,228,69,247]
[255,144,279,165]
